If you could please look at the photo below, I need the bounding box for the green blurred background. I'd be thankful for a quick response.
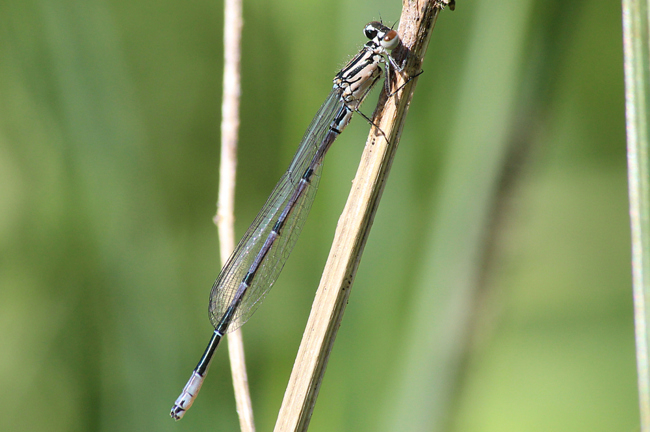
[0,0,636,431]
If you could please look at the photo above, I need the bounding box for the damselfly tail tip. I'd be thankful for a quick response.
[170,370,205,420]
[170,404,186,421]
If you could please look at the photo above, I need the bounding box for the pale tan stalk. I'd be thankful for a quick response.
[214,0,255,430]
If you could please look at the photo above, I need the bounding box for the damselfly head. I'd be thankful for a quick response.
[364,21,400,51]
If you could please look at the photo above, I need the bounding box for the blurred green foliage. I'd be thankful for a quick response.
[0,0,636,431]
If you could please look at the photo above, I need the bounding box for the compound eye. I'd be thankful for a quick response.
[364,22,380,40]
[381,29,399,50]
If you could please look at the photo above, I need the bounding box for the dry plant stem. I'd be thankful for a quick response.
[273,2,450,431]
[623,0,650,427]
[215,0,256,430]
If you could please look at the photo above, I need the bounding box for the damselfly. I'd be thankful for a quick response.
[171,21,408,420]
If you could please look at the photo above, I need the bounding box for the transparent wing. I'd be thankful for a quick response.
[208,88,343,332]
